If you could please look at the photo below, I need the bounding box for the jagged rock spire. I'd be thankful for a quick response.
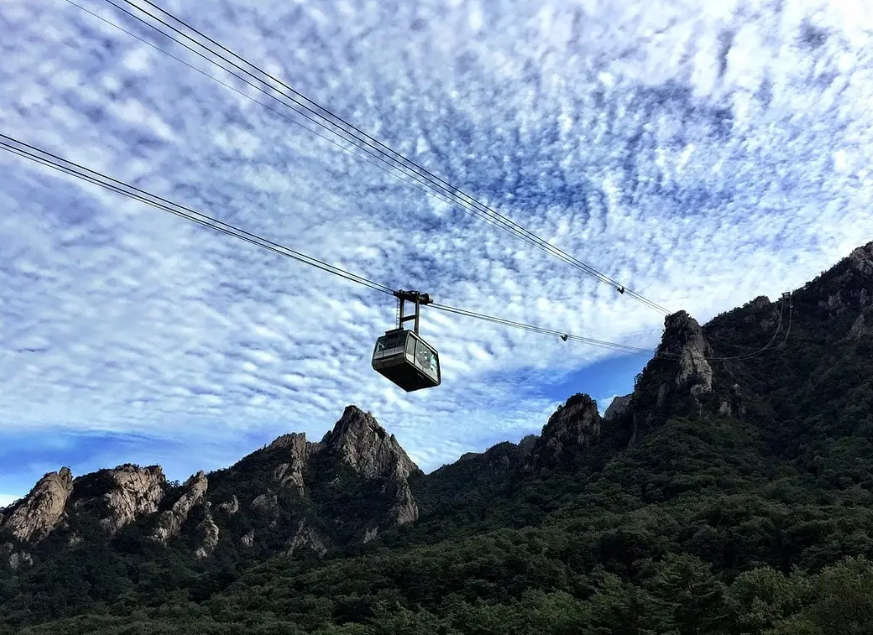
[88,465,167,535]
[604,394,632,421]
[322,406,421,526]
[322,406,420,481]
[268,433,309,495]
[662,311,714,401]
[528,394,602,471]
[0,468,73,543]
[151,471,208,543]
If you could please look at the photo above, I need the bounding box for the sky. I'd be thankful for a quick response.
[1,0,872,502]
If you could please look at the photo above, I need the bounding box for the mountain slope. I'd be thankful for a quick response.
[2,241,873,635]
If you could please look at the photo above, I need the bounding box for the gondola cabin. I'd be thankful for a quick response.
[372,328,441,392]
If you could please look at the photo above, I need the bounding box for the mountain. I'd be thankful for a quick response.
[0,406,420,573]
[1,241,873,635]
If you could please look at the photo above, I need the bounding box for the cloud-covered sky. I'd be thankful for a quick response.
[2,0,872,498]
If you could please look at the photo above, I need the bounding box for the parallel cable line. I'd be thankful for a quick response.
[127,0,668,314]
[68,0,577,267]
[63,0,496,228]
[3,134,789,362]
[0,133,659,355]
[80,0,670,315]
[0,135,394,295]
[429,303,655,355]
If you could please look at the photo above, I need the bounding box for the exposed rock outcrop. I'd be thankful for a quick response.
[240,530,255,548]
[849,308,872,340]
[322,406,421,525]
[249,492,278,517]
[269,433,309,495]
[623,311,720,441]
[322,406,420,481]
[604,394,632,421]
[72,465,167,535]
[362,525,379,543]
[0,468,73,543]
[194,510,219,559]
[286,521,327,557]
[528,394,602,470]
[2,543,33,569]
[817,243,873,315]
[388,481,418,526]
[218,495,239,515]
[9,550,33,569]
[849,243,873,276]
[664,311,714,402]
[151,471,207,543]
[718,383,747,418]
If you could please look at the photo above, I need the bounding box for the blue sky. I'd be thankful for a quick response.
[2,0,873,503]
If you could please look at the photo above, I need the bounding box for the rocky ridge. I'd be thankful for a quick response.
[267,433,309,495]
[321,406,421,525]
[5,241,871,572]
[322,406,419,482]
[1,406,423,566]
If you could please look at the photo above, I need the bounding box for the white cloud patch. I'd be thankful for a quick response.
[0,495,20,509]
[1,0,872,474]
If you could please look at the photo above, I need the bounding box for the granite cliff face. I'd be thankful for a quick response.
[151,471,208,544]
[322,406,421,525]
[0,468,73,543]
[322,406,419,482]
[75,464,167,535]
[267,432,309,496]
[0,464,168,547]
[816,243,873,316]
[661,311,714,406]
[619,309,721,442]
[604,394,632,421]
[528,394,602,471]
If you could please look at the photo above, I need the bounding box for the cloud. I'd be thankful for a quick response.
[0,495,19,509]
[1,0,872,485]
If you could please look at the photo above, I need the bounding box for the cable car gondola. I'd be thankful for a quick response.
[372,290,441,391]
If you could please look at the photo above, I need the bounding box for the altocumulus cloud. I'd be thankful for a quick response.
[1,0,872,488]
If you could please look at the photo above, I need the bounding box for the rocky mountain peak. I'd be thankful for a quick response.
[604,394,632,421]
[661,311,714,399]
[151,471,208,544]
[322,406,419,481]
[268,432,308,452]
[267,432,309,495]
[849,241,873,275]
[72,464,167,535]
[321,406,421,527]
[813,240,872,316]
[528,394,602,470]
[0,467,74,543]
[621,311,719,440]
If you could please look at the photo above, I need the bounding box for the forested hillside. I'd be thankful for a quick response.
[2,242,872,635]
